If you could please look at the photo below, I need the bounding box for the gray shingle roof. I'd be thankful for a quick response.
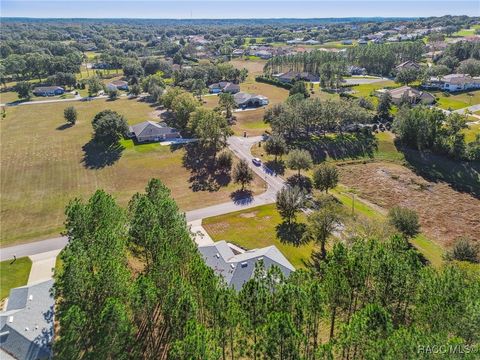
[0,280,54,360]
[198,241,295,290]
[129,121,179,138]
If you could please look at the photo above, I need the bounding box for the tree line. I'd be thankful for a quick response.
[53,178,480,359]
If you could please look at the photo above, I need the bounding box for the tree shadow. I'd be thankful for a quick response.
[264,160,285,176]
[399,144,480,199]
[230,189,254,205]
[286,174,313,194]
[182,142,232,192]
[56,123,73,131]
[300,131,377,163]
[82,140,124,169]
[276,221,307,246]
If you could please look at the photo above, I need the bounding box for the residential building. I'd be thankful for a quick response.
[233,92,269,108]
[128,121,181,143]
[378,86,435,105]
[231,49,245,57]
[254,50,273,59]
[198,241,295,290]
[32,86,64,97]
[208,81,240,94]
[395,60,421,72]
[341,40,353,45]
[106,80,129,91]
[425,74,480,92]
[347,66,367,76]
[0,280,54,360]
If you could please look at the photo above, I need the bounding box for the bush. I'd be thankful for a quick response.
[387,206,420,239]
[446,237,479,263]
[64,106,77,125]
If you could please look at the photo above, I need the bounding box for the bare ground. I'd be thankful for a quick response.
[338,162,480,247]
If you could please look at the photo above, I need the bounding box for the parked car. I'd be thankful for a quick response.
[252,158,262,166]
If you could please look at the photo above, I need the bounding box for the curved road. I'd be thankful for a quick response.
[1,136,285,261]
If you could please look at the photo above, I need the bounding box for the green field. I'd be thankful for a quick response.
[464,123,480,143]
[0,257,32,299]
[350,80,398,106]
[433,90,480,110]
[203,204,315,268]
[0,98,264,246]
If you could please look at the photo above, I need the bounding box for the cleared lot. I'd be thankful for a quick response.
[0,98,264,246]
[338,162,480,247]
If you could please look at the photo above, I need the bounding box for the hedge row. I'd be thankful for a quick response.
[255,76,293,90]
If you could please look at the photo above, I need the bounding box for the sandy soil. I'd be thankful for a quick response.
[339,162,480,247]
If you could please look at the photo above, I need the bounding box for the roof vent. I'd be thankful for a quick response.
[215,253,220,258]
[8,316,13,323]
[25,327,29,331]
[29,295,33,301]
[230,264,235,269]
[258,257,264,261]
[241,262,248,268]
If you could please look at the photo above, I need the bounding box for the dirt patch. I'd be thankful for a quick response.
[339,162,480,247]
[240,211,258,218]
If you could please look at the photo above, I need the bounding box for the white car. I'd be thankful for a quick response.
[252,158,262,166]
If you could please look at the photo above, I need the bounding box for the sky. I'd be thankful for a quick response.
[1,0,479,19]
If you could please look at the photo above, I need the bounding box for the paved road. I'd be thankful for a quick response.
[453,103,480,115]
[343,76,390,85]
[1,136,286,260]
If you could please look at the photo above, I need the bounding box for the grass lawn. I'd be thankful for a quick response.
[464,123,480,143]
[1,90,76,105]
[350,80,398,106]
[452,28,477,37]
[0,98,265,246]
[0,257,32,299]
[203,204,315,268]
[433,90,480,111]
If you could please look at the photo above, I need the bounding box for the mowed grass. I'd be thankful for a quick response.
[0,257,32,299]
[433,90,480,110]
[350,80,398,106]
[0,98,264,246]
[464,123,480,143]
[203,204,316,268]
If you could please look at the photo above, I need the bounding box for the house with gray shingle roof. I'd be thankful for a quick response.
[198,241,295,290]
[128,121,181,143]
[233,92,269,108]
[0,280,54,360]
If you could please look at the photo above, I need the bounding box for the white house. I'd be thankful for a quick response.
[425,74,480,92]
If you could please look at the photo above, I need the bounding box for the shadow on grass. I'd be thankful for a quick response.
[286,174,313,193]
[56,123,74,131]
[264,160,285,176]
[230,189,254,205]
[399,145,480,199]
[297,131,377,163]
[82,140,124,169]
[182,143,232,192]
[276,221,307,246]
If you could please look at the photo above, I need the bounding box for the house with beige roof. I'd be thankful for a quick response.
[425,74,480,92]
[378,86,435,105]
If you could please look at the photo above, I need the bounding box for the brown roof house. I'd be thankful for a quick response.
[395,60,421,72]
[378,86,435,105]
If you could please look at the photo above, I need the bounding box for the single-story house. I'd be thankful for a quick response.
[208,81,241,94]
[232,49,245,57]
[424,74,480,92]
[0,280,54,360]
[128,121,181,143]
[395,60,421,72]
[379,86,435,105]
[32,86,64,97]
[304,39,320,45]
[106,80,129,91]
[198,241,295,290]
[358,39,369,45]
[273,71,320,83]
[347,66,367,76]
[341,40,353,45]
[254,50,273,59]
[234,92,269,108]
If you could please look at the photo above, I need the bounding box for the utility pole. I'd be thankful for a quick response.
[351,193,355,216]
